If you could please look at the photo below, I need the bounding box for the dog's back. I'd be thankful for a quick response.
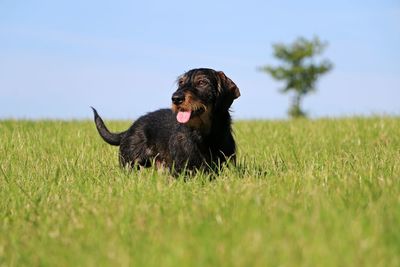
[118,109,177,168]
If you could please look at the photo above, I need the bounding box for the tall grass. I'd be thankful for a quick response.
[0,118,399,266]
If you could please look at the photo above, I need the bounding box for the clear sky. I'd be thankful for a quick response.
[1,0,399,120]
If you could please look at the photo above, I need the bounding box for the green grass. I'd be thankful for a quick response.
[1,117,399,266]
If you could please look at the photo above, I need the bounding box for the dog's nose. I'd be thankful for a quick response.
[172,92,185,105]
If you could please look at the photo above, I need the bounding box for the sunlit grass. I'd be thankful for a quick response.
[0,117,399,266]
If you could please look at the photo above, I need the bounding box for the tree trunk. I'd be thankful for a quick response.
[289,93,306,118]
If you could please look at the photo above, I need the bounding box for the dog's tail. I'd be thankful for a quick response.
[91,107,124,146]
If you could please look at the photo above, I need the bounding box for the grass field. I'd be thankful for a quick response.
[0,117,399,266]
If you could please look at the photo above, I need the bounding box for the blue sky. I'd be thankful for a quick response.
[0,0,399,119]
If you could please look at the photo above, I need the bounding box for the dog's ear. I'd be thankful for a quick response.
[215,71,241,111]
[217,71,241,99]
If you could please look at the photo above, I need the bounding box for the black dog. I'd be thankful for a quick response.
[92,68,240,174]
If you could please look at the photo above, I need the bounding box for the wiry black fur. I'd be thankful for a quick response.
[92,68,240,174]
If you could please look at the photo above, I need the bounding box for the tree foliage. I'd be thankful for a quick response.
[260,37,333,118]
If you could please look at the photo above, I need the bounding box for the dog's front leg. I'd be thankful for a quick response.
[168,133,208,174]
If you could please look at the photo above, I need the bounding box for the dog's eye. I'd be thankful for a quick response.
[197,80,208,86]
[178,80,184,86]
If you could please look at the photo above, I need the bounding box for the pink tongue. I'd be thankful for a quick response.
[177,110,191,123]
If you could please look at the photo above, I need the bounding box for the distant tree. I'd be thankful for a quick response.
[260,36,333,118]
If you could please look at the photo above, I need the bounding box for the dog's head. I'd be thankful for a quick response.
[171,68,240,129]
